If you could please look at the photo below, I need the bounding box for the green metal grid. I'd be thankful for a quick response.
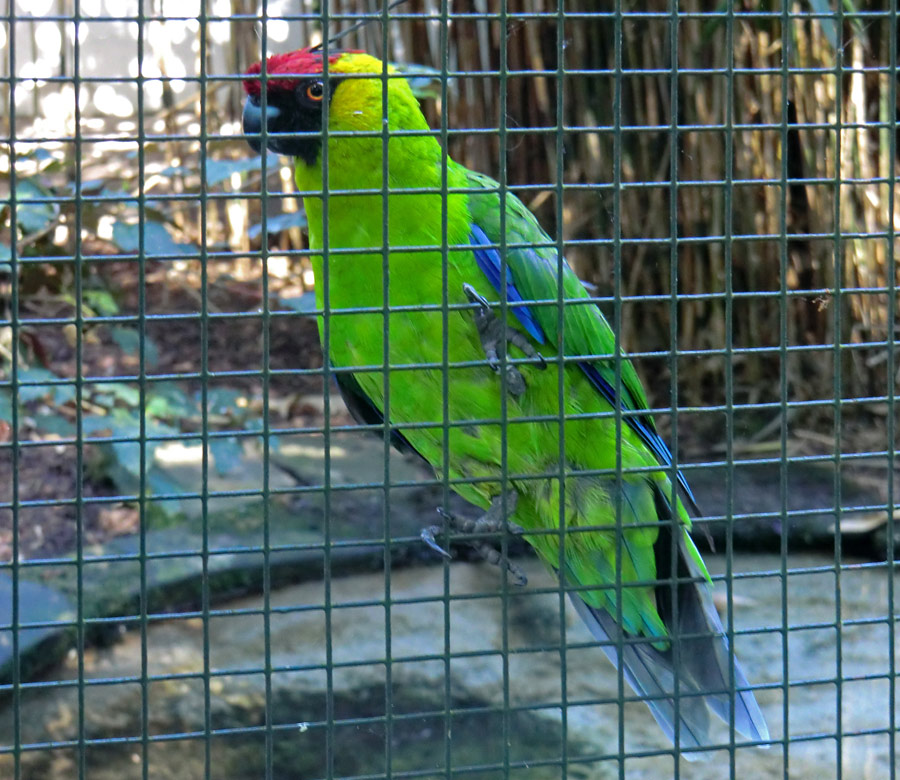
[0,2,898,779]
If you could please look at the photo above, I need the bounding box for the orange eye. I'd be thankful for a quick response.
[305,81,324,102]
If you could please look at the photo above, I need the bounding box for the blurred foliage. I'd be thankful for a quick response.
[0,144,294,515]
[5,326,270,522]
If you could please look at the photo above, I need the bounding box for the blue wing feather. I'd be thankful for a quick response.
[468,218,699,513]
[469,225,545,344]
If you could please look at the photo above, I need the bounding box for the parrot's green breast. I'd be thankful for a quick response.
[288,79,688,644]
[299,180,669,644]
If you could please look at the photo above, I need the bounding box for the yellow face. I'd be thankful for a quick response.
[328,54,427,135]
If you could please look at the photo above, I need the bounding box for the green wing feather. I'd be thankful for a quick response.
[459,166,709,575]
[463,167,654,416]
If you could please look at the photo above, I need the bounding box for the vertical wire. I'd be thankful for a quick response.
[198,0,212,773]
[6,1,20,777]
[438,1,453,774]
[724,0,738,769]
[72,2,86,775]
[778,1,791,772]
[379,2,393,776]
[255,1,274,775]
[319,4,335,777]
[611,2,626,775]
[831,1,845,773]
[665,1,682,768]
[497,2,512,777]
[136,2,150,778]
[255,6,274,775]
[886,2,897,774]
[554,2,568,778]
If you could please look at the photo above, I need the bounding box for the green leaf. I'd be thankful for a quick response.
[17,367,75,404]
[110,326,159,369]
[205,154,281,187]
[248,210,307,240]
[90,382,141,408]
[0,389,14,423]
[90,392,115,409]
[111,438,143,477]
[146,382,195,420]
[146,469,187,517]
[247,418,279,452]
[27,148,56,164]
[19,148,64,175]
[106,412,178,479]
[13,178,59,235]
[205,388,245,417]
[807,0,837,50]
[81,415,115,436]
[156,164,189,179]
[841,0,865,38]
[391,62,444,100]
[83,288,120,317]
[210,436,243,476]
[278,291,318,316]
[81,179,108,195]
[33,412,75,437]
[107,411,142,476]
[112,220,197,258]
[98,183,130,199]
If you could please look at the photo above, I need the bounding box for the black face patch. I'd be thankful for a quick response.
[242,78,331,166]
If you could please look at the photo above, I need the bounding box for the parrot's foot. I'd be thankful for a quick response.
[462,283,545,397]
[421,490,528,586]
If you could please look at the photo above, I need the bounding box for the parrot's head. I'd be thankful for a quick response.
[242,47,428,168]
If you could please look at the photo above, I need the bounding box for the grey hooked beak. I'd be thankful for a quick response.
[242,95,273,154]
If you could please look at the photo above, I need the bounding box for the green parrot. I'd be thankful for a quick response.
[242,47,769,754]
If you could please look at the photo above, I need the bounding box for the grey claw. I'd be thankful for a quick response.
[461,284,544,396]
[421,525,453,559]
[510,567,528,587]
[462,283,489,308]
[505,369,527,397]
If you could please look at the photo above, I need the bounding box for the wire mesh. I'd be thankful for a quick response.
[0,2,898,779]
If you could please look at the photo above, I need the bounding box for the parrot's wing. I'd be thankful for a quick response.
[333,369,427,461]
[462,167,698,512]
[463,168,770,751]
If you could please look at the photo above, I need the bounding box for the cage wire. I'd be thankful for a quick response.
[0,1,899,778]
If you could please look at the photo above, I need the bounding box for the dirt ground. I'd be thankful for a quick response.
[1,256,332,561]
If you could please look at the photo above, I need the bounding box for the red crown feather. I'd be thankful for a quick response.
[243,48,358,96]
